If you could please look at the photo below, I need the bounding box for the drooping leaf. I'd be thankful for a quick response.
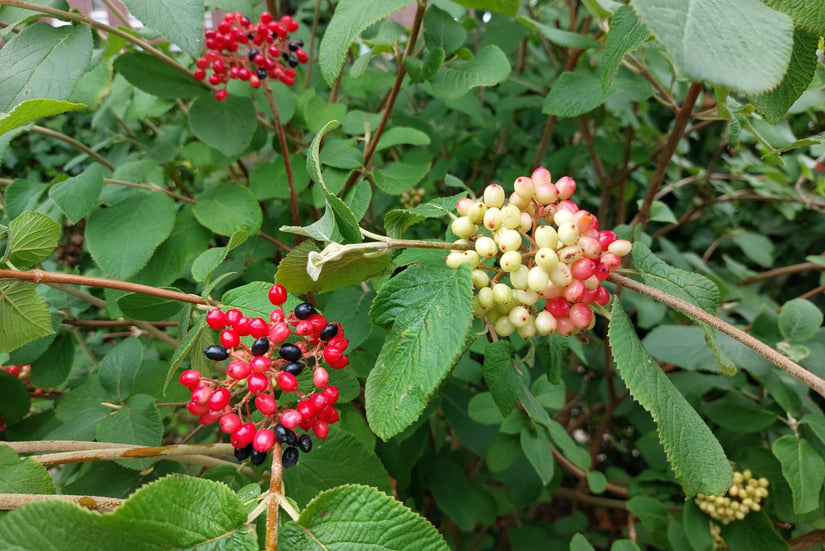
[384,193,466,238]
[163,315,209,393]
[632,242,719,312]
[601,6,650,90]
[114,51,209,99]
[629,0,792,94]
[609,300,732,497]
[0,446,55,495]
[48,163,104,223]
[366,264,473,439]
[0,99,85,136]
[543,71,606,117]
[772,435,825,515]
[0,281,54,353]
[119,0,204,56]
[423,5,467,55]
[6,211,61,269]
[0,23,92,113]
[430,45,511,99]
[518,17,601,49]
[188,94,258,157]
[375,126,432,151]
[521,426,555,486]
[319,0,413,85]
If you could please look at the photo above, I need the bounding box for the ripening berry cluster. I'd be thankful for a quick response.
[194,11,308,101]
[695,470,770,525]
[446,167,632,338]
[179,284,348,467]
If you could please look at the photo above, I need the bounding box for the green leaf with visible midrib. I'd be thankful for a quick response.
[0,446,55,495]
[48,163,104,223]
[0,99,86,136]
[7,210,61,269]
[114,51,209,99]
[118,0,203,56]
[0,281,54,353]
[98,337,144,401]
[609,300,731,497]
[366,263,473,440]
[430,45,511,99]
[601,5,650,90]
[772,435,825,515]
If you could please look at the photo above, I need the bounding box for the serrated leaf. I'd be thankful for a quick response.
[282,485,449,550]
[778,298,823,342]
[283,429,393,508]
[521,426,555,486]
[0,370,31,424]
[482,340,520,416]
[632,242,719,311]
[0,99,85,136]
[0,446,55,495]
[772,435,825,515]
[764,0,825,35]
[319,0,413,85]
[99,337,143,401]
[0,476,256,550]
[116,291,185,322]
[601,6,650,90]
[750,30,819,124]
[119,0,203,56]
[0,281,54,353]
[541,333,568,384]
[7,210,61,268]
[48,163,103,223]
[629,0,792,94]
[384,193,465,238]
[374,162,431,195]
[718,510,788,551]
[188,94,257,157]
[543,70,606,117]
[609,300,731,497]
[193,184,262,236]
[0,23,92,113]
[114,51,208,99]
[365,264,473,439]
[430,45,511,99]
[96,394,162,471]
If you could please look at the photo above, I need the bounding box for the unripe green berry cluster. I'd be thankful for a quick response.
[445,167,632,338]
[695,469,770,525]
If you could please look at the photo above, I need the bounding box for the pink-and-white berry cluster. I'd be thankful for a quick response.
[179,284,348,467]
[446,167,632,338]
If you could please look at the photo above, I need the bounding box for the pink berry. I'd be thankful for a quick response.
[571,258,596,281]
[191,386,212,405]
[556,176,576,200]
[208,388,231,410]
[199,411,221,425]
[220,412,242,434]
[270,309,285,324]
[569,303,593,330]
[276,372,298,393]
[254,428,275,452]
[255,394,277,415]
[269,322,291,344]
[313,367,329,388]
[248,373,269,393]
[280,409,302,429]
[563,280,585,303]
[227,359,251,380]
[312,420,330,440]
[531,167,552,185]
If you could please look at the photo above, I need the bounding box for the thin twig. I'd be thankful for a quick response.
[263,83,300,229]
[609,273,825,398]
[551,447,628,497]
[0,493,124,512]
[31,125,114,171]
[738,258,824,286]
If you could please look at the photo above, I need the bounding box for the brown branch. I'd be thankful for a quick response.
[265,440,283,551]
[263,83,300,229]
[63,319,178,328]
[633,81,704,229]
[798,284,825,301]
[552,447,628,497]
[554,487,628,510]
[31,125,115,171]
[738,258,824,285]
[340,0,427,197]
[609,273,825,398]
[0,493,123,512]
[790,529,825,551]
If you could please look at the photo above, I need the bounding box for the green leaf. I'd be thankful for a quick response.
[115,291,184,322]
[629,0,792,94]
[86,190,176,280]
[731,230,774,268]
[221,281,299,320]
[96,394,163,471]
[718,510,788,551]
[519,384,591,471]
[778,298,823,342]
[518,17,601,49]
[609,301,731,497]
[611,541,642,551]
[193,184,262,236]
[250,154,310,200]
[521,426,555,486]
[703,327,737,376]
[601,6,650,90]
[188,94,258,157]
[384,193,465,238]
[0,23,92,113]
[682,499,714,551]
[430,45,511,99]
[283,429,393,508]
[467,392,503,425]
[632,242,719,311]
[99,337,144,401]
[375,127,432,151]
[542,71,606,117]
[0,476,256,550]
[119,0,203,56]
[703,393,778,432]
[0,281,54,353]
[587,471,607,494]
[48,163,103,223]
[750,30,819,124]
[7,211,61,269]
[280,208,336,242]
[374,162,431,195]
[482,340,520,416]
[114,51,208,99]
[0,446,55,495]
[282,485,449,550]
[135,207,213,287]
[31,332,74,388]
[772,435,825,515]
[764,0,825,35]
[570,533,596,551]
[319,0,413,85]
[424,5,467,55]
[0,99,85,136]
[163,315,209,393]
[275,240,393,294]
[366,264,473,439]
[450,0,518,16]
[0,370,31,424]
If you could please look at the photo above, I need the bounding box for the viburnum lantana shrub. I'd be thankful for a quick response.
[1,1,824,550]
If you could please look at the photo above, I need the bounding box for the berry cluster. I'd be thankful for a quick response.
[695,470,769,525]
[446,167,632,338]
[194,11,308,101]
[179,284,348,467]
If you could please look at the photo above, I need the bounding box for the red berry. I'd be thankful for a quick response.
[269,322,291,344]
[231,422,256,448]
[208,388,231,410]
[297,401,313,419]
[254,428,275,452]
[270,309,285,324]
[280,409,302,429]
[220,412,242,434]
[196,57,210,69]
[295,320,314,336]
[220,329,240,348]
[322,386,339,404]
[571,258,596,281]
[595,286,610,306]
[295,48,308,63]
[276,372,298,393]
[310,393,327,411]
[206,309,226,330]
[191,386,212,405]
[199,411,221,425]
[327,335,349,351]
[328,355,349,370]
[545,297,570,319]
[249,318,269,338]
[313,367,329,388]
[179,369,201,389]
[323,346,342,365]
[248,373,269,393]
[187,400,209,416]
[312,420,329,440]
[194,68,206,80]
[325,408,339,424]
[598,230,618,251]
[269,284,287,306]
[250,356,271,374]
[225,308,243,325]
[255,394,278,415]
[227,359,251,380]
[569,303,594,330]
[260,11,273,24]
[235,317,251,336]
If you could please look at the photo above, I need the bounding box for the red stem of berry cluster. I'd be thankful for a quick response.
[263,84,301,229]
[609,273,825,397]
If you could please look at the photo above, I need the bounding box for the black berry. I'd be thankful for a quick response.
[279,343,302,361]
[284,361,305,376]
[294,303,316,320]
[234,443,253,461]
[256,68,268,79]
[275,423,298,445]
[319,323,338,341]
[247,48,259,61]
[297,434,313,453]
[287,55,298,68]
[250,450,267,466]
[204,345,229,361]
[282,446,299,468]
[251,337,270,357]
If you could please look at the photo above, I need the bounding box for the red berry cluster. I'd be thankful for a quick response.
[179,284,348,467]
[446,167,632,338]
[194,11,307,101]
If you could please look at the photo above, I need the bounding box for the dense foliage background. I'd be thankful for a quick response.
[0,0,824,549]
